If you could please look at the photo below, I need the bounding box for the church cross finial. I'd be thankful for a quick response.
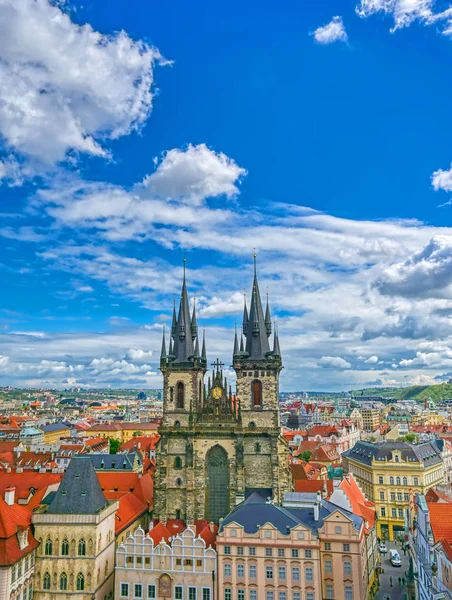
[211,358,224,372]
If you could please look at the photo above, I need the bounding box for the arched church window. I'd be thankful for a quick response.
[252,380,262,407]
[43,572,51,590]
[176,382,184,409]
[45,538,52,555]
[60,573,68,591]
[174,456,182,469]
[206,445,230,523]
[175,421,181,428]
[176,478,182,487]
[78,538,86,556]
[77,573,85,591]
[61,538,69,555]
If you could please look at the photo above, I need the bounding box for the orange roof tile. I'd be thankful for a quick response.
[149,522,171,545]
[429,504,452,544]
[115,492,147,534]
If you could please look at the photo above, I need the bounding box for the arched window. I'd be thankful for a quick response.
[389,476,394,485]
[175,420,181,428]
[249,421,256,429]
[43,572,51,590]
[78,538,86,556]
[403,477,408,486]
[77,573,84,591]
[176,382,184,409]
[60,573,68,591]
[396,477,401,486]
[252,380,262,407]
[45,538,52,555]
[61,539,69,555]
[176,478,182,487]
[174,456,182,469]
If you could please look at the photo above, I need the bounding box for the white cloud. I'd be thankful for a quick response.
[432,163,452,192]
[0,0,166,171]
[364,355,379,363]
[356,0,452,33]
[318,356,351,369]
[143,144,247,206]
[313,16,348,44]
[125,348,154,362]
[199,292,244,317]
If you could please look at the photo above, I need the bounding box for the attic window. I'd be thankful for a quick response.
[61,491,67,496]
[81,491,86,497]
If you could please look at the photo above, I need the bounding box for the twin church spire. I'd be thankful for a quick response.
[161,254,281,368]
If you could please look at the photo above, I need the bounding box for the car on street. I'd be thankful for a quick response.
[379,543,387,553]
[389,549,402,566]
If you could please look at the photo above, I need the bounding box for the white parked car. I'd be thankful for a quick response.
[379,543,387,553]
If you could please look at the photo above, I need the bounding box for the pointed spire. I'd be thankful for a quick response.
[160,325,167,364]
[194,333,200,358]
[173,255,195,362]
[244,252,271,360]
[191,297,198,341]
[273,322,281,357]
[265,289,272,337]
[169,336,174,357]
[242,291,249,336]
[201,329,207,362]
[233,323,239,356]
[239,335,244,353]
[171,295,177,338]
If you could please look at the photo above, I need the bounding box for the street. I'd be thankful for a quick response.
[375,545,409,600]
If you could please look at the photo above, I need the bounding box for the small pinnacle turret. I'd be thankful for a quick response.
[160,326,167,365]
[191,298,198,341]
[233,325,239,356]
[273,324,281,357]
[265,291,272,337]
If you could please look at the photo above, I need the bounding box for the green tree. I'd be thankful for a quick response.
[300,450,312,463]
[404,433,417,443]
[133,430,144,437]
[109,438,121,454]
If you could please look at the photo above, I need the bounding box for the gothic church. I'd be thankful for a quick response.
[153,261,291,524]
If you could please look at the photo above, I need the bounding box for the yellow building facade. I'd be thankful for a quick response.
[343,440,444,542]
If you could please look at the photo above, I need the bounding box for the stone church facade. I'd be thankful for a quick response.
[153,260,291,524]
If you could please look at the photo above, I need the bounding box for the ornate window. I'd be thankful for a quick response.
[60,573,68,591]
[176,382,184,409]
[396,477,401,486]
[77,573,84,591]
[389,476,394,485]
[43,572,51,590]
[174,456,182,469]
[403,477,408,486]
[61,539,69,555]
[78,538,86,556]
[206,445,230,523]
[252,380,262,407]
[45,538,52,555]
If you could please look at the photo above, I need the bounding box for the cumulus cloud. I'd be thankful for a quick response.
[199,292,244,317]
[318,356,351,369]
[125,348,154,362]
[432,163,452,192]
[143,144,247,206]
[355,0,452,33]
[364,355,379,363]
[0,0,166,172]
[313,16,348,44]
[372,236,452,299]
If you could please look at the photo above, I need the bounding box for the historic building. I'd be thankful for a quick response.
[32,456,118,600]
[153,260,291,524]
[342,440,444,542]
[115,523,217,600]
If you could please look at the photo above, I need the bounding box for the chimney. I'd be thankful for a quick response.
[4,486,15,506]
[314,492,321,521]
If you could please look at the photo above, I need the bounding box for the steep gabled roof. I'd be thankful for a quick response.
[48,456,108,515]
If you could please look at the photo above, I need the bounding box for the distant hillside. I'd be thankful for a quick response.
[350,383,452,403]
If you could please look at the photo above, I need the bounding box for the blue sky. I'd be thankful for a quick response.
[3,0,452,390]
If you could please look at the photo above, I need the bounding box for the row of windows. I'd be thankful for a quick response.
[380,507,406,518]
[42,572,85,591]
[12,583,32,600]
[224,591,315,600]
[120,583,211,599]
[378,475,419,486]
[225,564,346,580]
[44,537,89,556]
[379,491,410,502]
[11,554,34,583]
[125,556,205,568]
[223,547,311,557]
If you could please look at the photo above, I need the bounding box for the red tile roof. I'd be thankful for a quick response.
[149,522,171,545]
[339,474,376,530]
[429,504,452,544]
[115,492,147,534]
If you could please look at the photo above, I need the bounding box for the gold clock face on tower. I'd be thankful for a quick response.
[211,386,222,399]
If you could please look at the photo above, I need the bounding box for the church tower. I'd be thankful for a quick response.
[153,258,291,525]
